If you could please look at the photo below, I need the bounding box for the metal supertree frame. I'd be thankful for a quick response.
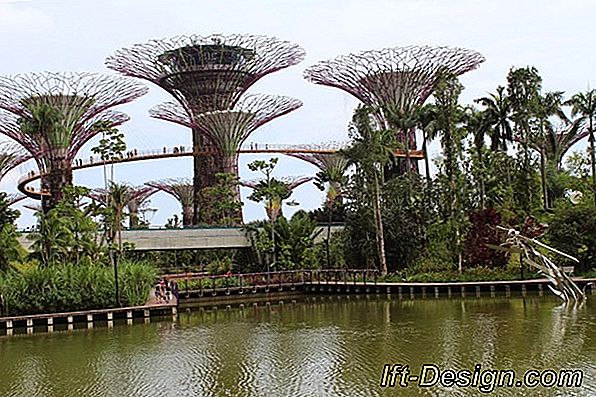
[304,45,485,170]
[7,193,26,206]
[107,34,305,225]
[146,179,194,227]
[0,72,147,211]
[106,34,305,113]
[242,175,313,221]
[151,94,303,174]
[288,142,348,205]
[0,141,31,184]
[87,185,158,228]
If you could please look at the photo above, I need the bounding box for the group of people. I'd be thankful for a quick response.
[154,278,179,304]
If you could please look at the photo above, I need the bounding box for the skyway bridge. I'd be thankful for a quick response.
[17,143,424,199]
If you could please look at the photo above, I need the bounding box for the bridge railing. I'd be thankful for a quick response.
[164,268,379,297]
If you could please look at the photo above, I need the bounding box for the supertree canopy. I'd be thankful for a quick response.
[287,145,349,205]
[151,93,303,174]
[87,185,158,228]
[0,141,31,184]
[146,179,194,227]
[304,45,485,171]
[106,34,305,112]
[242,176,313,221]
[0,72,147,211]
[107,34,305,225]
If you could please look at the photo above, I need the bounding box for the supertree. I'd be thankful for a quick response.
[286,142,349,206]
[0,141,31,184]
[0,72,147,212]
[106,33,306,224]
[87,185,158,228]
[242,176,313,221]
[146,179,194,227]
[151,93,302,215]
[304,45,485,172]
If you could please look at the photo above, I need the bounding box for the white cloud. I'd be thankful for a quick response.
[0,2,53,33]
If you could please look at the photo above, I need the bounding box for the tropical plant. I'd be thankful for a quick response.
[474,85,513,151]
[200,173,243,226]
[565,89,596,205]
[245,211,321,270]
[546,203,596,273]
[0,260,156,315]
[29,186,102,266]
[507,67,543,213]
[430,73,468,271]
[342,106,397,275]
[463,208,509,268]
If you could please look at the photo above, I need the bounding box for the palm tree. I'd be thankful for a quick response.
[463,106,489,209]
[507,67,543,214]
[416,104,439,186]
[343,106,397,276]
[565,89,596,205]
[474,86,514,151]
[533,91,565,209]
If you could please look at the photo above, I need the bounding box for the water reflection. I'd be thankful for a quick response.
[0,296,594,396]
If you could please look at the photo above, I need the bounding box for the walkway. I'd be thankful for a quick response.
[17,144,424,199]
[17,225,343,251]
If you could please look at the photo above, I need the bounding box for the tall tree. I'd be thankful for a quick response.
[247,158,283,269]
[507,67,543,214]
[343,106,397,276]
[565,89,596,205]
[474,86,513,151]
[533,91,565,209]
[432,74,467,272]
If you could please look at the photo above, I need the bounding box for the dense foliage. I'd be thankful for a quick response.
[0,260,156,316]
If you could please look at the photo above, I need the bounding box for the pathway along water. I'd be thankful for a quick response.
[0,295,594,396]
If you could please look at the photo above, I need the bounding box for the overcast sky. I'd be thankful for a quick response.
[1,0,594,227]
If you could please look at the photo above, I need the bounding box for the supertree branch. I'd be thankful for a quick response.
[0,110,129,169]
[305,45,485,126]
[87,185,157,208]
[0,72,148,124]
[153,93,302,152]
[148,102,193,128]
[146,179,194,226]
[0,141,31,183]
[241,175,313,190]
[106,33,305,113]
[7,193,26,206]
[287,142,349,179]
[526,123,590,169]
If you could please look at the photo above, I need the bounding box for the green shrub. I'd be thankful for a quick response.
[0,260,156,316]
[545,203,596,272]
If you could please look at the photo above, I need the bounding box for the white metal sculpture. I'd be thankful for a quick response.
[494,226,585,301]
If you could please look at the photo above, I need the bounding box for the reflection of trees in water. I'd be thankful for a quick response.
[0,298,593,396]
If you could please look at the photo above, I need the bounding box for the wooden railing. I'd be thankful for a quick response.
[163,269,379,297]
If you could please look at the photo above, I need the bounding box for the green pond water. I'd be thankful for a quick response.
[0,295,594,396]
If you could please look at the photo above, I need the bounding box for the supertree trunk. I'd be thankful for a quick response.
[192,131,224,225]
[43,155,72,212]
[220,152,243,222]
[182,205,194,227]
